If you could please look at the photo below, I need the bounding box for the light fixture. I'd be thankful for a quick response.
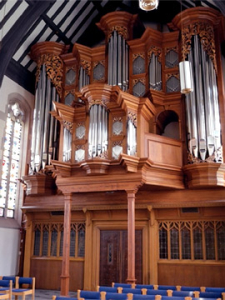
[139,0,159,11]
[179,60,194,94]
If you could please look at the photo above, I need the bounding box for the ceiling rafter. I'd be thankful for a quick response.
[0,0,55,87]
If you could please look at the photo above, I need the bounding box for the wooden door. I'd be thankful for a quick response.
[100,230,142,286]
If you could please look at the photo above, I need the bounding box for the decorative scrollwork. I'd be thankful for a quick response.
[133,78,146,85]
[128,111,137,127]
[93,60,105,68]
[81,59,91,75]
[187,146,223,164]
[108,26,128,40]
[165,73,179,81]
[36,54,63,97]
[63,120,73,134]
[148,46,162,63]
[133,53,145,61]
[89,98,109,108]
[65,89,75,97]
[181,22,217,72]
[165,46,178,54]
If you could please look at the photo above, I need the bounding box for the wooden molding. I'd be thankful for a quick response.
[183,162,225,188]
[22,173,57,196]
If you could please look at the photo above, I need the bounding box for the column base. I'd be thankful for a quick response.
[60,274,70,296]
[126,278,137,284]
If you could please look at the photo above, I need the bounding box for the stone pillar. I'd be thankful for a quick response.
[60,193,72,296]
[126,190,136,284]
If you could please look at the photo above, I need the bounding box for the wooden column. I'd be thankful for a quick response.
[148,206,158,284]
[60,193,72,296]
[126,190,136,284]
[22,213,32,277]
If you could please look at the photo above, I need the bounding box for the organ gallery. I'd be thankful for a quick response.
[21,6,225,295]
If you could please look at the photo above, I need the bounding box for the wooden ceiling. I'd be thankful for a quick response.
[0,0,224,94]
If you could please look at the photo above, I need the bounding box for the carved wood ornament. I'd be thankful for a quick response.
[36,54,64,97]
[80,59,91,76]
[181,22,217,72]
[148,46,162,63]
[63,120,73,134]
[107,26,128,41]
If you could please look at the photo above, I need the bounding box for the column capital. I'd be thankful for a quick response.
[63,193,72,201]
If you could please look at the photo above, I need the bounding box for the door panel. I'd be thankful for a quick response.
[100,230,142,286]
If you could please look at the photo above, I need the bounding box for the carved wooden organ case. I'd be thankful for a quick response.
[29,8,225,185]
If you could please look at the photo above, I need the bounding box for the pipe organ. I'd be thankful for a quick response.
[88,104,108,159]
[181,23,222,163]
[22,7,225,294]
[28,7,225,184]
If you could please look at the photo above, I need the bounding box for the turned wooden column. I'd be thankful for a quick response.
[126,190,136,284]
[60,193,72,296]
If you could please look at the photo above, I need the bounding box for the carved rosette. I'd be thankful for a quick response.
[36,54,63,97]
[81,59,91,76]
[132,53,145,61]
[107,26,128,41]
[181,22,217,72]
[63,120,73,134]
[127,111,137,127]
[148,46,162,63]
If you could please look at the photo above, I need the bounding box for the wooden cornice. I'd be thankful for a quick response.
[30,41,69,62]
[149,90,182,106]
[51,101,77,123]
[96,11,138,41]
[128,27,163,51]
[78,83,156,118]
[169,7,222,31]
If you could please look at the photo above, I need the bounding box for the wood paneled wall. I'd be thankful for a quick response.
[158,262,225,287]
[30,259,84,291]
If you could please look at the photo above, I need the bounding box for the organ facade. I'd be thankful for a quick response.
[21,7,225,295]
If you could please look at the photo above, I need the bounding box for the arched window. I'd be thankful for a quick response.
[0,102,25,218]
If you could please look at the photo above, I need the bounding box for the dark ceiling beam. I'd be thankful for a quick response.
[6,59,35,95]
[0,1,55,87]
[41,14,73,48]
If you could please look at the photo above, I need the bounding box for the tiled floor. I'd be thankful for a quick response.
[16,289,77,300]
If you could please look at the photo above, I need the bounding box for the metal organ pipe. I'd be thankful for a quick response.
[149,53,162,90]
[185,34,221,162]
[127,119,137,156]
[107,30,129,91]
[30,64,59,174]
[79,67,90,90]
[88,105,108,158]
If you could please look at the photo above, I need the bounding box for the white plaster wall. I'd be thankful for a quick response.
[0,227,20,275]
[0,75,34,275]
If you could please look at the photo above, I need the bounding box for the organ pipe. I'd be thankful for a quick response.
[149,53,162,90]
[108,30,129,91]
[88,105,108,159]
[63,127,72,162]
[30,64,59,174]
[185,34,222,162]
[79,66,90,90]
[127,119,137,156]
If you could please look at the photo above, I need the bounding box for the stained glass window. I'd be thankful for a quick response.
[0,103,23,218]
